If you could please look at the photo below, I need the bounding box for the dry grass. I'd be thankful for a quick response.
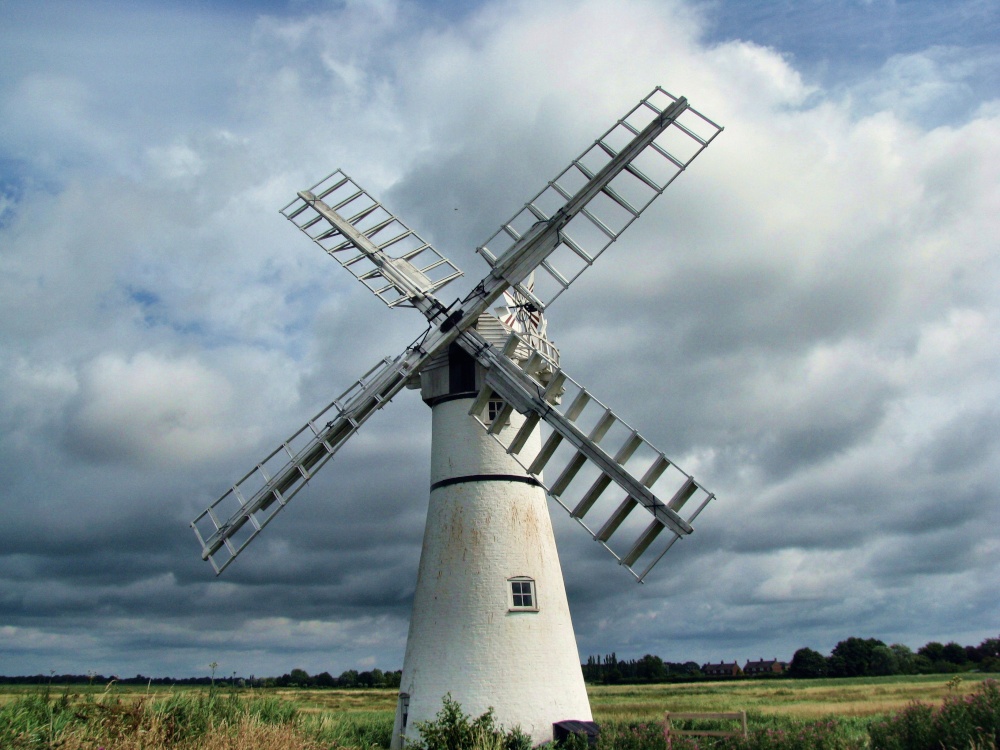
[274,687,398,715]
[50,717,324,750]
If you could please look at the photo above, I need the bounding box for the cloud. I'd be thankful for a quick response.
[0,0,998,678]
[63,352,241,466]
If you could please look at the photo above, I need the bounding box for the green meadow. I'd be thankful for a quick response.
[1,674,997,749]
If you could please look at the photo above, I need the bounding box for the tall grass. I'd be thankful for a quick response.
[0,691,78,748]
[300,709,394,749]
[0,687,307,749]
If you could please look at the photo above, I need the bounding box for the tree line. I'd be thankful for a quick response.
[0,667,402,689]
[272,667,403,688]
[582,653,702,684]
[788,636,1000,678]
[582,635,1000,684]
[4,635,996,687]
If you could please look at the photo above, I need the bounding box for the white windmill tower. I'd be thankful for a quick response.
[191,87,723,747]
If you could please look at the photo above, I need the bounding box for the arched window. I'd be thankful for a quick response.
[508,576,538,612]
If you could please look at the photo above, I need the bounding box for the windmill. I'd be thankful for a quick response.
[191,87,723,746]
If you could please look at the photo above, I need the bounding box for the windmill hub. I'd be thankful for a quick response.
[191,87,723,747]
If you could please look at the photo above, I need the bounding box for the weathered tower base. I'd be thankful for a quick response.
[391,346,592,749]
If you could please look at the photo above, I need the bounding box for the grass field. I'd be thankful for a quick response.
[258,673,1000,721]
[587,673,998,721]
[6,672,982,714]
[1,674,997,748]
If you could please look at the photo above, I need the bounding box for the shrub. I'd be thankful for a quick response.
[730,720,858,750]
[869,678,1000,749]
[868,702,935,750]
[662,717,861,750]
[408,694,531,750]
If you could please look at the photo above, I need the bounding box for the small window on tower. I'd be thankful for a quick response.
[508,577,538,612]
[484,392,510,427]
[487,398,505,423]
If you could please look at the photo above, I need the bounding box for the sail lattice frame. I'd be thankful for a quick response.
[467,330,714,582]
[191,354,412,574]
[280,170,463,308]
[477,87,722,312]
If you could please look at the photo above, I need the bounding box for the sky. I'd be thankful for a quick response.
[1,0,998,680]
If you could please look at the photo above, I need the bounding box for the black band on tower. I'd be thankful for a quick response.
[430,474,542,492]
[424,391,479,407]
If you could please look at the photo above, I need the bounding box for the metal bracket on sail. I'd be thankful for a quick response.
[280,170,463,312]
[464,330,714,582]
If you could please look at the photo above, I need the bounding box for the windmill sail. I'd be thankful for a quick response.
[280,170,463,311]
[192,86,722,579]
[476,87,722,313]
[465,329,714,582]
[191,354,415,574]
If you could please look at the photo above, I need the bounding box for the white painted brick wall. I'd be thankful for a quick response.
[391,398,592,748]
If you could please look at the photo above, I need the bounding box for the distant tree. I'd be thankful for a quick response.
[385,670,402,688]
[941,642,967,665]
[913,654,935,674]
[828,637,887,677]
[975,637,1000,671]
[636,654,667,681]
[289,668,311,686]
[789,647,828,678]
[977,637,1000,661]
[338,669,359,687]
[916,641,967,673]
[870,644,899,676]
[918,642,946,662]
[314,671,335,687]
[890,644,918,674]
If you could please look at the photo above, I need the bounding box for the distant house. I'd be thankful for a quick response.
[743,658,787,676]
[701,661,742,677]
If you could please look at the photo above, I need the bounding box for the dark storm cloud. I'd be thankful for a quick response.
[0,0,998,679]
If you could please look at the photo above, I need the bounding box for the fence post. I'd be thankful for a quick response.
[663,710,748,745]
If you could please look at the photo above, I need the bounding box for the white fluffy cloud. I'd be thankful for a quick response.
[64,352,242,466]
[1,0,998,677]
